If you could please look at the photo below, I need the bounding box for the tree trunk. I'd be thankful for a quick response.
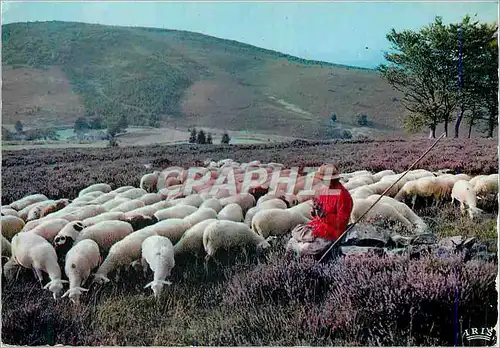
[467,118,474,138]
[444,114,449,137]
[454,107,464,138]
[429,126,436,139]
[487,107,496,138]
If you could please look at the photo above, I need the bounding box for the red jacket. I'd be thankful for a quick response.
[307,181,353,241]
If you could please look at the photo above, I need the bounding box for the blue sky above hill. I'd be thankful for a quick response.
[2,1,498,68]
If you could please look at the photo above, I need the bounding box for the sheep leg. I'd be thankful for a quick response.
[242,246,249,264]
[411,195,417,210]
[33,268,44,288]
[140,257,148,278]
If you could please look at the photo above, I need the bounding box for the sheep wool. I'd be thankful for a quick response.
[141,235,175,297]
[82,211,126,227]
[75,220,134,252]
[203,220,270,257]
[102,197,132,211]
[139,193,163,206]
[7,232,68,299]
[140,171,161,193]
[71,205,107,221]
[2,236,12,259]
[1,207,19,218]
[39,199,71,219]
[148,218,191,245]
[124,205,158,219]
[22,200,55,222]
[2,215,26,240]
[350,199,414,231]
[117,188,149,200]
[154,205,198,221]
[78,183,112,198]
[62,239,101,304]
[110,199,146,213]
[287,200,314,220]
[218,203,244,222]
[251,208,310,238]
[451,180,480,219]
[184,208,218,226]
[88,192,118,205]
[93,227,157,284]
[174,219,217,257]
[9,194,49,211]
[199,198,223,213]
[28,218,70,242]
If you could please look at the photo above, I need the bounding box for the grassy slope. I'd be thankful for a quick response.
[1,21,407,139]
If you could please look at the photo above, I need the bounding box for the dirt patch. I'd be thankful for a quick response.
[2,65,85,127]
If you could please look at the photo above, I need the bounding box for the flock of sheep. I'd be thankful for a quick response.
[1,158,498,304]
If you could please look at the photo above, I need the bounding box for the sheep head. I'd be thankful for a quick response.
[144,279,172,298]
[62,286,89,304]
[92,273,111,285]
[43,279,69,299]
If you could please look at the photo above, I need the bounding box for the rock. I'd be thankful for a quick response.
[341,222,390,248]
[411,232,437,245]
[340,246,385,257]
[390,234,413,248]
[438,236,477,252]
[384,248,407,257]
[407,244,436,259]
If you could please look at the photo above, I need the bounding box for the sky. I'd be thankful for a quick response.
[1,1,498,68]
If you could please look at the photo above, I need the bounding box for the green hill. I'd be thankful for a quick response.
[1,21,406,139]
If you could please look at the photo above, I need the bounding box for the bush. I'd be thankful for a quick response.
[221,131,231,144]
[357,113,368,126]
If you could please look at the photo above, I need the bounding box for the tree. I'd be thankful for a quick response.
[14,120,23,133]
[206,132,213,144]
[118,115,128,131]
[330,113,337,122]
[74,117,89,134]
[197,129,206,144]
[221,131,231,144]
[357,113,368,126]
[189,128,197,143]
[379,15,497,138]
[88,116,104,129]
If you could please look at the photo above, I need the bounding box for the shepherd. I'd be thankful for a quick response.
[286,163,353,260]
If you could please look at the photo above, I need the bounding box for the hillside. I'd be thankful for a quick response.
[1,21,408,139]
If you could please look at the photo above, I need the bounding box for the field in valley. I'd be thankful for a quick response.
[1,138,498,346]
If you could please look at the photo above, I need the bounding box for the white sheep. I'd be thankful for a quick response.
[2,236,12,259]
[75,220,134,252]
[473,174,498,197]
[116,188,149,200]
[21,214,75,233]
[124,205,158,219]
[1,207,19,217]
[364,195,428,233]
[88,192,118,205]
[150,200,173,211]
[257,198,289,210]
[5,232,68,298]
[93,227,157,284]
[109,199,146,213]
[184,208,218,226]
[82,211,126,227]
[141,235,175,297]
[220,194,256,214]
[39,199,71,219]
[28,218,70,242]
[111,186,136,194]
[372,170,396,182]
[199,198,223,213]
[174,219,217,258]
[218,203,244,222]
[53,221,86,255]
[102,197,131,211]
[203,220,271,259]
[22,200,55,221]
[350,199,414,231]
[451,180,481,219]
[148,218,192,245]
[287,200,314,220]
[1,215,26,240]
[71,205,107,221]
[140,171,161,193]
[251,208,310,238]
[8,194,49,211]
[394,177,450,208]
[154,205,198,221]
[61,239,101,304]
[350,186,376,200]
[78,183,112,198]
[170,194,204,208]
[139,193,163,206]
